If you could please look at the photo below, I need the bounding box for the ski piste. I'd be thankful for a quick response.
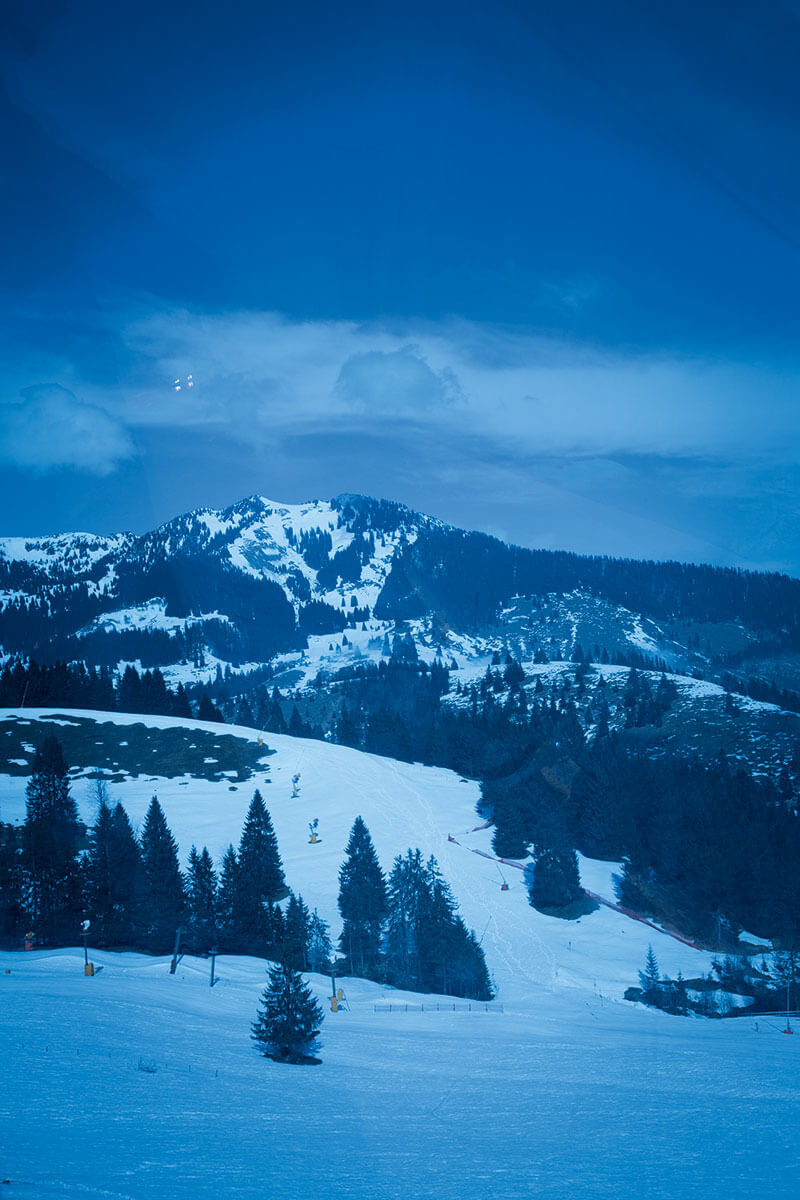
[446,832,703,950]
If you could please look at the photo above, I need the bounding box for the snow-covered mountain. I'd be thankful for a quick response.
[2,492,799,702]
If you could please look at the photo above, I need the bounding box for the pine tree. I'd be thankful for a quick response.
[86,784,142,946]
[106,802,142,945]
[416,865,460,995]
[639,944,661,1003]
[385,848,428,989]
[251,962,324,1064]
[0,822,24,947]
[265,689,288,734]
[216,845,238,951]
[198,693,224,723]
[139,797,186,952]
[172,683,193,719]
[336,706,360,748]
[282,891,311,970]
[529,845,583,912]
[386,851,494,999]
[23,735,84,944]
[86,785,115,942]
[187,846,217,952]
[337,816,387,980]
[307,908,333,974]
[235,790,288,954]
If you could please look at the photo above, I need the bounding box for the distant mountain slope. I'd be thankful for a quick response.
[2,493,798,689]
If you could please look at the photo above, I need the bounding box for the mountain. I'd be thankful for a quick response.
[3,495,800,976]
[2,492,799,695]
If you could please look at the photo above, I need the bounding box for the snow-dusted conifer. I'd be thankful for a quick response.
[251,963,323,1064]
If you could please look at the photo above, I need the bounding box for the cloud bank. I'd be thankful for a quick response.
[49,301,797,468]
[0,384,134,475]
[2,303,799,573]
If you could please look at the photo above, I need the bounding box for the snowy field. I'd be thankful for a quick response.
[2,710,799,1198]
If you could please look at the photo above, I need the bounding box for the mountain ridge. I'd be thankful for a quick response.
[2,491,800,705]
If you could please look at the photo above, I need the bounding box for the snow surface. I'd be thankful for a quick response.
[1,709,797,1199]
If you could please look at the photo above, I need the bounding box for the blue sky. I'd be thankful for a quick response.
[1,0,799,572]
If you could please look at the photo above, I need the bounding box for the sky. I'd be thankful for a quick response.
[1,0,799,574]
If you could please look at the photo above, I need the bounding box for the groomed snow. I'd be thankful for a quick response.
[1,709,797,1199]
[0,708,720,1004]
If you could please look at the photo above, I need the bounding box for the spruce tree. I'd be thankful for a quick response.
[282,891,311,970]
[198,693,224,723]
[187,846,218,952]
[216,845,239,951]
[23,735,84,944]
[386,851,493,999]
[307,908,333,974]
[416,866,460,995]
[0,822,24,947]
[86,785,142,947]
[139,797,186,952]
[251,962,324,1064]
[236,790,288,954]
[529,845,583,912]
[106,802,142,945]
[86,786,116,943]
[639,944,662,1005]
[385,848,428,989]
[337,816,387,980]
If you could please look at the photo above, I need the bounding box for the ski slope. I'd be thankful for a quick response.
[0,709,719,1003]
[2,710,799,1199]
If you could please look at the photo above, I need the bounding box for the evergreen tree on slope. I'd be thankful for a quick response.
[307,908,333,974]
[529,845,583,913]
[0,822,24,947]
[139,797,186,952]
[236,790,287,954]
[23,735,83,944]
[187,845,218,952]
[251,962,324,1064]
[216,844,239,952]
[283,891,312,971]
[385,848,428,990]
[338,816,387,980]
[87,787,142,946]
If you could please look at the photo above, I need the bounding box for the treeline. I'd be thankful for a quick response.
[274,658,586,784]
[374,526,800,642]
[720,671,800,716]
[0,736,492,1001]
[0,659,194,718]
[484,730,800,947]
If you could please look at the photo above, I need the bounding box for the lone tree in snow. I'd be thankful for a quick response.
[251,962,324,1065]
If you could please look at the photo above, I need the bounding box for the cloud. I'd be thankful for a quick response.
[0,384,134,475]
[334,346,462,413]
[88,303,798,468]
